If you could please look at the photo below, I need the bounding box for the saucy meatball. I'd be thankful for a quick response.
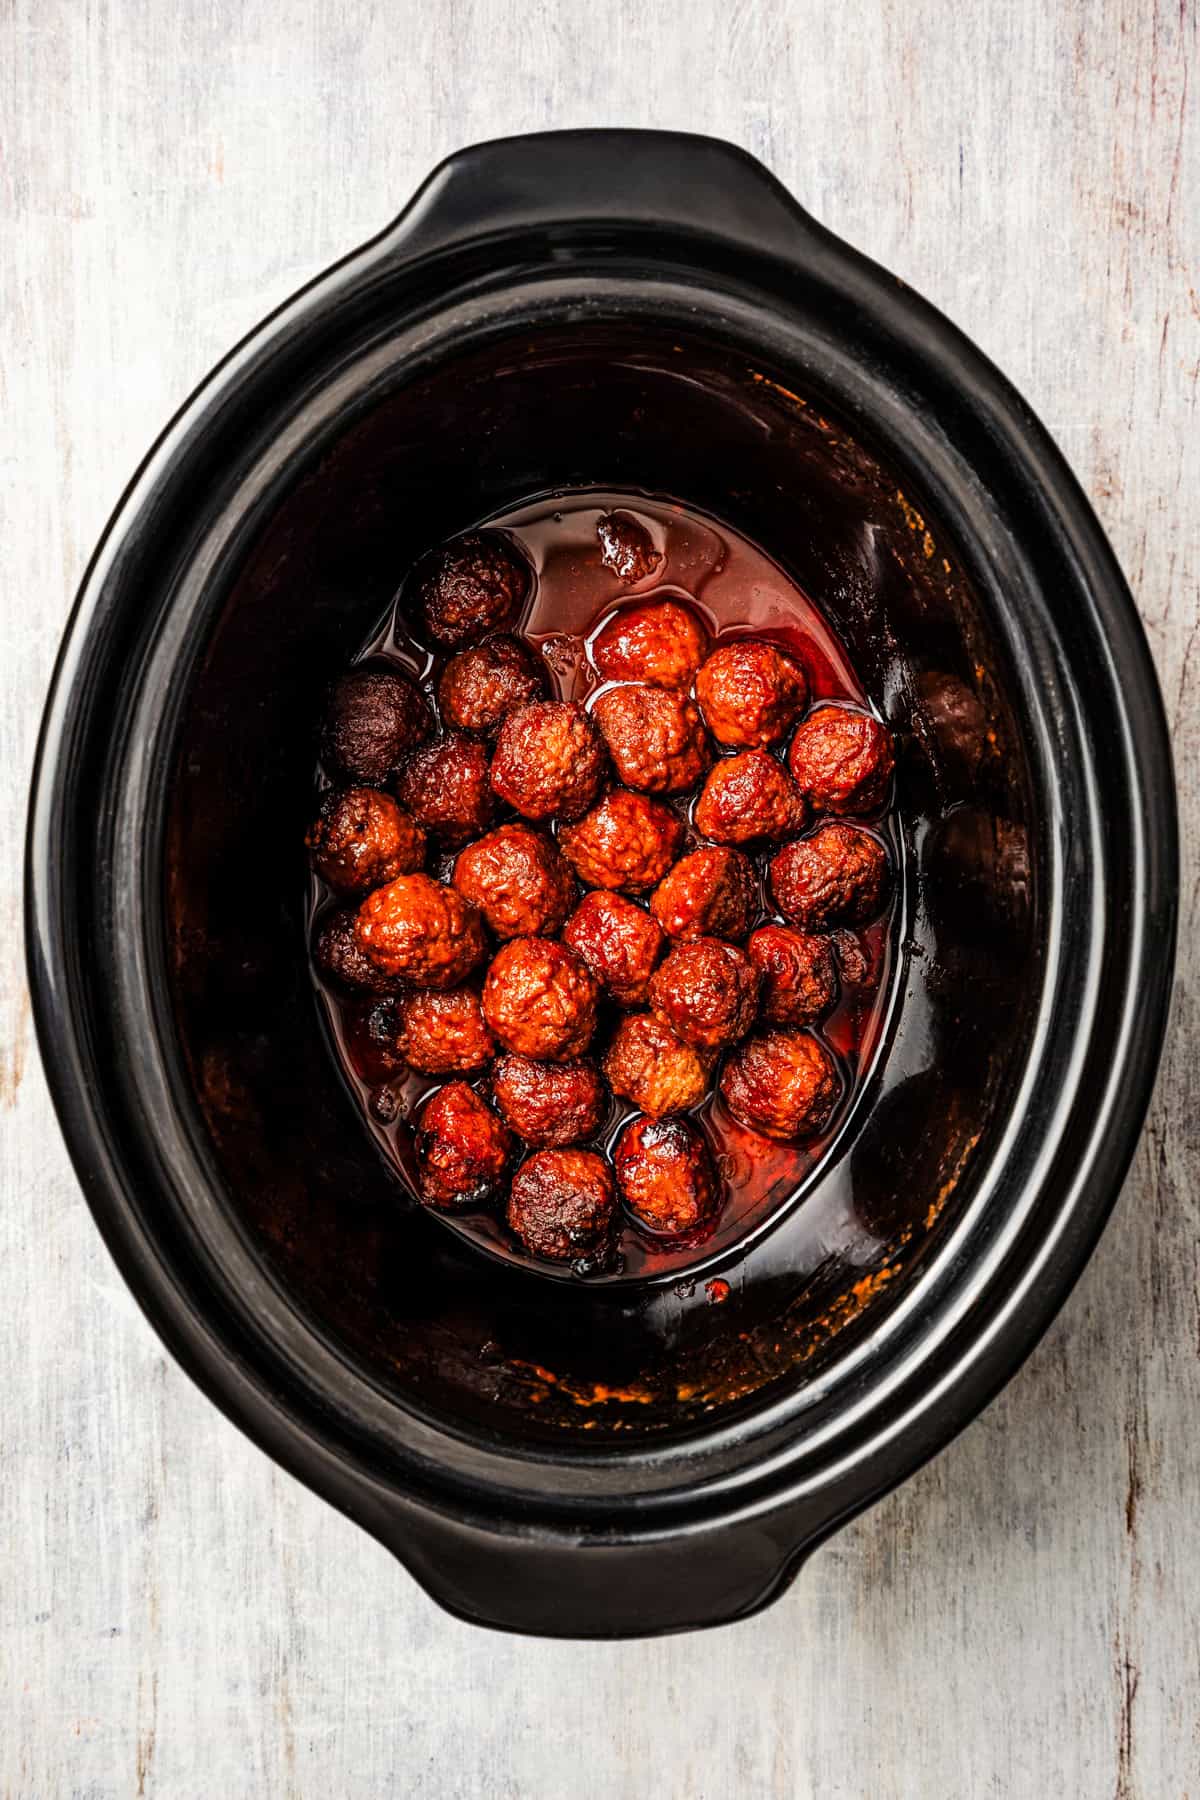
[414,1081,513,1209]
[720,1028,841,1142]
[649,937,760,1051]
[649,846,757,942]
[590,599,709,691]
[394,986,494,1075]
[452,824,576,940]
[490,701,607,822]
[562,890,665,1006]
[321,667,433,785]
[313,908,402,995]
[343,998,408,1083]
[354,873,486,988]
[693,750,806,846]
[591,684,711,795]
[787,704,895,815]
[602,1013,712,1118]
[394,735,494,847]
[597,510,663,583]
[307,787,425,895]
[491,1054,607,1147]
[482,937,599,1060]
[695,639,808,749]
[747,925,837,1025]
[769,822,890,931]
[437,633,546,736]
[412,531,530,649]
[558,789,684,893]
[614,1115,722,1240]
[506,1148,617,1265]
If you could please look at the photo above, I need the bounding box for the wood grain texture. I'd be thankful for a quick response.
[2,0,1197,1793]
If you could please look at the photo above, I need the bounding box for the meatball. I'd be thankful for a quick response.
[591,684,711,795]
[394,986,495,1075]
[437,633,546,736]
[614,1116,722,1240]
[343,997,408,1082]
[414,1081,512,1209]
[412,531,530,649]
[649,937,760,1051]
[695,639,808,748]
[787,704,895,814]
[307,787,425,895]
[394,735,493,846]
[590,599,710,690]
[720,1028,841,1142]
[491,1054,607,1147]
[769,822,890,931]
[747,925,838,1025]
[490,701,607,822]
[562,890,665,1006]
[313,907,402,995]
[482,937,599,1060]
[452,824,575,940]
[649,846,757,942]
[602,1013,712,1118]
[506,1149,617,1265]
[596,511,663,584]
[558,790,684,893]
[693,750,806,846]
[321,667,433,785]
[354,873,486,988]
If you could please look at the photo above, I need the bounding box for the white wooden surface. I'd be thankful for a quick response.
[3,0,1197,1793]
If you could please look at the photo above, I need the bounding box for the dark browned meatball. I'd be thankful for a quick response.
[649,937,760,1051]
[452,824,576,940]
[597,510,663,584]
[394,986,495,1075]
[491,1054,607,1147]
[506,1148,617,1265]
[481,937,599,1060]
[343,998,408,1082]
[394,736,494,846]
[769,823,890,931]
[786,704,895,814]
[412,532,531,649]
[313,907,403,995]
[590,599,709,690]
[558,790,684,893]
[747,925,838,1025]
[695,639,808,748]
[321,667,433,785]
[354,873,486,988]
[414,1081,513,1209]
[649,846,757,942]
[437,633,546,736]
[591,684,711,795]
[694,750,806,846]
[720,1029,841,1142]
[307,787,425,895]
[601,1013,712,1118]
[614,1116,722,1240]
[490,701,607,822]
[562,890,665,1006]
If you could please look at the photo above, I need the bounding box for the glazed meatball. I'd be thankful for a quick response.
[307,787,425,895]
[414,1081,512,1209]
[720,1028,841,1142]
[506,1148,617,1265]
[490,701,607,822]
[343,998,408,1082]
[695,639,808,748]
[313,907,402,995]
[321,667,433,785]
[412,531,530,649]
[591,684,711,795]
[769,822,890,931]
[649,937,760,1051]
[787,704,895,814]
[614,1116,722,1240]
[596,511,663,584]
[649,846,757,942]
[394,735,493,846]
[482,937,599,1060]
[747,925,838,1025]
[694,750,806,846]
[558,790,684,893]
[394,986,495,1074]
[491,1054,607,1147]
[437,633,547,737]
[590,599,710,690]
[562,890,665,1006]
[354,873,486,988]
[452,824,576,940]
[602,1013,712,1118]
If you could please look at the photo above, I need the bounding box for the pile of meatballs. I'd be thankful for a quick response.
[308,519,895,1273]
